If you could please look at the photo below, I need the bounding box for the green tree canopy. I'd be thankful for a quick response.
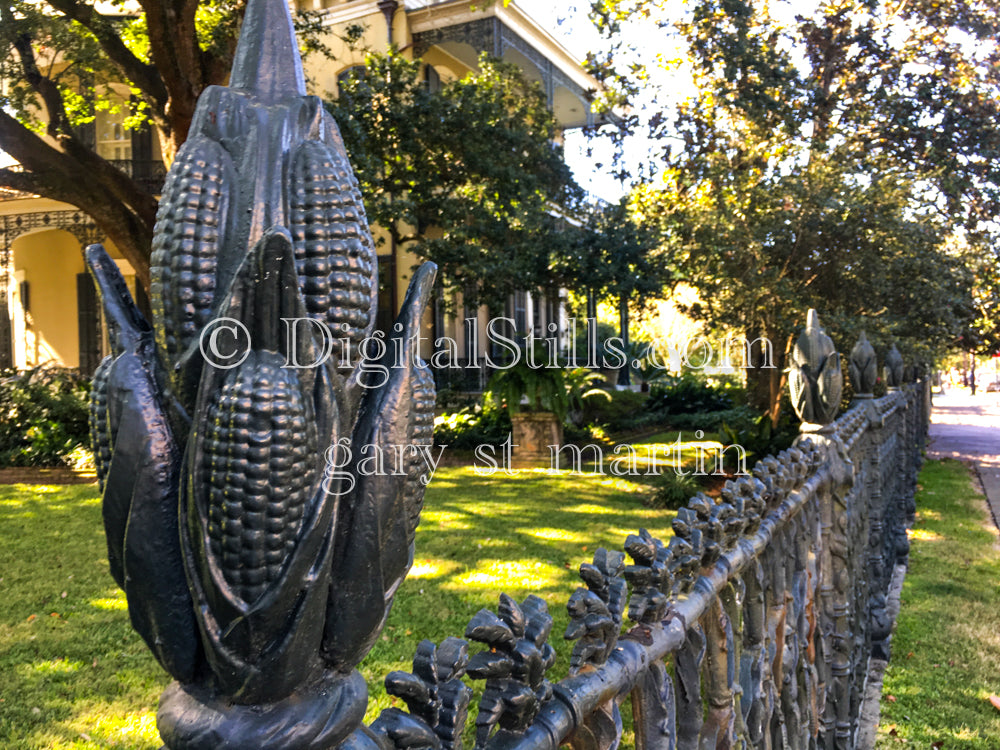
[585,0,999,418]
[0,0,328,287]
[327,51,583,314]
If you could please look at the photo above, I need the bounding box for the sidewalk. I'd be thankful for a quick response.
[927,388,1000,529]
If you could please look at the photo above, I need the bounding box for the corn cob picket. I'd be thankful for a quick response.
[404,363,436,543]
[150,135,234,370]
[202,350,320,604]
[88,0,438,738]
[288,140,377,369]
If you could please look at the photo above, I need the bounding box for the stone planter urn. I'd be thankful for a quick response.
[511,412,564,460]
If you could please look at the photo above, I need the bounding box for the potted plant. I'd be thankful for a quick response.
[486,359,569,460]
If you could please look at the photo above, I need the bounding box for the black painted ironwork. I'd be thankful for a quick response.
[372,313,927,750]
[86,0,436,746]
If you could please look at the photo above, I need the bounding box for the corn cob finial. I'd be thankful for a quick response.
[86,0,438,741]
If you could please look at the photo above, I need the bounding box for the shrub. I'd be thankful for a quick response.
[644,374,737,416]
[435,387,480,412]
[665,405,761,432]
[647,471,705,509]
[0,367,93,467]
[433,394,512,449]
[719,405,798,468]
[580,389,653,432]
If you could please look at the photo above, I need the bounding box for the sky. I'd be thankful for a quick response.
[521,2,686,203]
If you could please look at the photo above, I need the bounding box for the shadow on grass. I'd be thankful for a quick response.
[0,484,165,749]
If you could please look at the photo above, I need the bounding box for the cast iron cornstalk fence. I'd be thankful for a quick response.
[370,322,928,750]
[82,1,931,747]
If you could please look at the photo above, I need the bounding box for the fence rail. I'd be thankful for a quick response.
[366,326,929,750]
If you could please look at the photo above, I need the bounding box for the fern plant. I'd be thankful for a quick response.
[486,359,570,422]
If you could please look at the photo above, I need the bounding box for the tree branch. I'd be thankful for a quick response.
[13,32,71,137]
[44,0,169,112]
[0,167,43,195]
[0,109,156,287]
[138,0,211,151]
[0,107,73,176]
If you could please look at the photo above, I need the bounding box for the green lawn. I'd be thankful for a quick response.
[0,467,675,749]
[877,459,1000,748]
[6,455,991,750]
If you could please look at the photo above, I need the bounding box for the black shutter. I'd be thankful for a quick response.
[131,110,153,179]
[0,287,12,371]
[77,273,101,375]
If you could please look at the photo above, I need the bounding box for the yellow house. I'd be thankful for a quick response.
[0,0,600,381]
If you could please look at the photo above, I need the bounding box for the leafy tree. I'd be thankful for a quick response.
[0,0,329,288]
[556,197,667,380]
[585,0,998,420]
[328,51,582,314]
[957,245,1000,390]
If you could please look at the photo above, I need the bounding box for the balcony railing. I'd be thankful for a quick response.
[403,0,454,10]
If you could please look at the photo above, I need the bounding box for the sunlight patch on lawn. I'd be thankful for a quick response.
[420,511,473,529]
[407,559,460,579]
[450,560,564,591]
[30,659,82,674]
[592,476,650,493]
[89,596,127,611]
[907,528,943,541]
[523,527,588,544]
[561,502,619,516]
[64,709,160,749]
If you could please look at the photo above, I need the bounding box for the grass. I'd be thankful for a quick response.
[0,466,677,749]
[0,484,163,749]
[876,458,1000,748]
[12,449,988,748]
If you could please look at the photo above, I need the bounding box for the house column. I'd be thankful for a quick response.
[0,239,12,370]
[377,0,399,46]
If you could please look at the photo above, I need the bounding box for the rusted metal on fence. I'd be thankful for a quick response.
[376,324,928,750]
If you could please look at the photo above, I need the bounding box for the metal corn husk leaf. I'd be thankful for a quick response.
[322,263,437,671]
[85,246,200,683]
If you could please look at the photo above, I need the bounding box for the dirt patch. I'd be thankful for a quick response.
[0,467,97,485]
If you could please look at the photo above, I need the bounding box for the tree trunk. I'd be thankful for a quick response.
[616,293,630,386]
[745,329,791,427]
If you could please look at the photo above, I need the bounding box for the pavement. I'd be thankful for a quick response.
[857,386,1000,749]
[926,388,1000,528]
